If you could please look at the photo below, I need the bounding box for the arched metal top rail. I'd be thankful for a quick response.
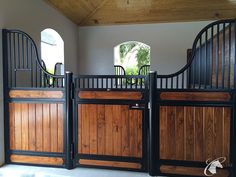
[3,29,64,88]
[156,19,236,90]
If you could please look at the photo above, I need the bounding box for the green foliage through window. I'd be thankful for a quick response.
[114,41,150,76]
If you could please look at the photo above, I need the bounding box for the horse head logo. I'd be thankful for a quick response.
[204,157,226,176]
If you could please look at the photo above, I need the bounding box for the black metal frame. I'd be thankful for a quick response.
[2,18,236,176]
[72,74,149,172]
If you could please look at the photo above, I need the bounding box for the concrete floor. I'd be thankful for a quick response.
[0,165,152,177]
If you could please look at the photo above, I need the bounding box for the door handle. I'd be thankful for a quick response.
[129,103,145,110]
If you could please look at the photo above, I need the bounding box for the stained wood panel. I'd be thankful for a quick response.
[9,103,64,153]
[79,91,142,100]
[79,159,141,169]
[9,90,63,99]
[160,92,231,101]
[159,106,231,166]
[10,155,63,165]
[78,104,142,158]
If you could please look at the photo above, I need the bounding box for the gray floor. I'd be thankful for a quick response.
[0,165,152,177]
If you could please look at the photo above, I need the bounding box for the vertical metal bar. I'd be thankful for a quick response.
[106,78,108,89]
[13,33,16,87]
[65,71,74,170]
[222,23,226,89]
[111,77,113,89]
[2,29,10,163]
[216,24,219,88]
[204,30,208,89]
[26,38,29,68]
[176,76,179,89]
[182,72,184,89]
[160,78,162,89]
[231,93,236,177]
[30,43,33,87]
[9,33,12,87]
[171,77,173,89]
[228,23,231,89]
[149,71,159,176]
[22,34,24,68]
[199,38,202,89]
[234,21,236,88]
[210,26,214,88]
[92,78,94,89]
[35,58,38,87]
[165,78,168,89]
[17,33,20,68]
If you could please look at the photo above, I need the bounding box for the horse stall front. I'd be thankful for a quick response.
[73,75,148,171]
[2,19,236,177]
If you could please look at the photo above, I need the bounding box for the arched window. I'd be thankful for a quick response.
[114,41,150,75]
[41,28,64,75]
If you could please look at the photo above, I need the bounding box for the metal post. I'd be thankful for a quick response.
[65,71,74,169]
[149,71,159,176]
[2,29,10,163]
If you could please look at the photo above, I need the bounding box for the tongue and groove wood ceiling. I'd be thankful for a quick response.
[44,0,236,26]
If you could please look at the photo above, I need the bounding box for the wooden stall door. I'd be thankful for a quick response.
[77,104,143,170]
[8,90,65,166]
[159,105,231,176]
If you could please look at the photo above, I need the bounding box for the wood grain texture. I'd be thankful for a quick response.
[159,106,231,166]
[160,165,229,177]
[160,92,231,101]
[79,91,142,100]
[9,103,64,153]
[78,104,142,158]
[9,90,63,99]
[79,159,141,169]
[44,0,236,26]
[10,155,63,165]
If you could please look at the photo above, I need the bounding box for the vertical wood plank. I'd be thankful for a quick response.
[89,104,98,154]
[97,105,105,155]
[160,106,167,159]
[14,103,22,150]
[28,104,36,151]
[185,107,194,160]
[36,104,43,151]
[223,107,231,165]
[50,104,58,152]
[82,104,90,154]
[121,105,130,156]
[137,109,142,158]
[105,105,113,155]
[21,103,29,150]
[112,105,122,156]
[214,107,223,159]
[43,104,51,152]
[205,107,214,160]
[57,104,64,153]
[166,106,176,159]
[194,107,204,161]
[129,110,135,157]
[9,103,15,150]
[78,104,82,153]
[175,106,185,160]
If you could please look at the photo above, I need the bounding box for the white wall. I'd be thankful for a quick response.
[78,21,212,75]
[0,0,79,165]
